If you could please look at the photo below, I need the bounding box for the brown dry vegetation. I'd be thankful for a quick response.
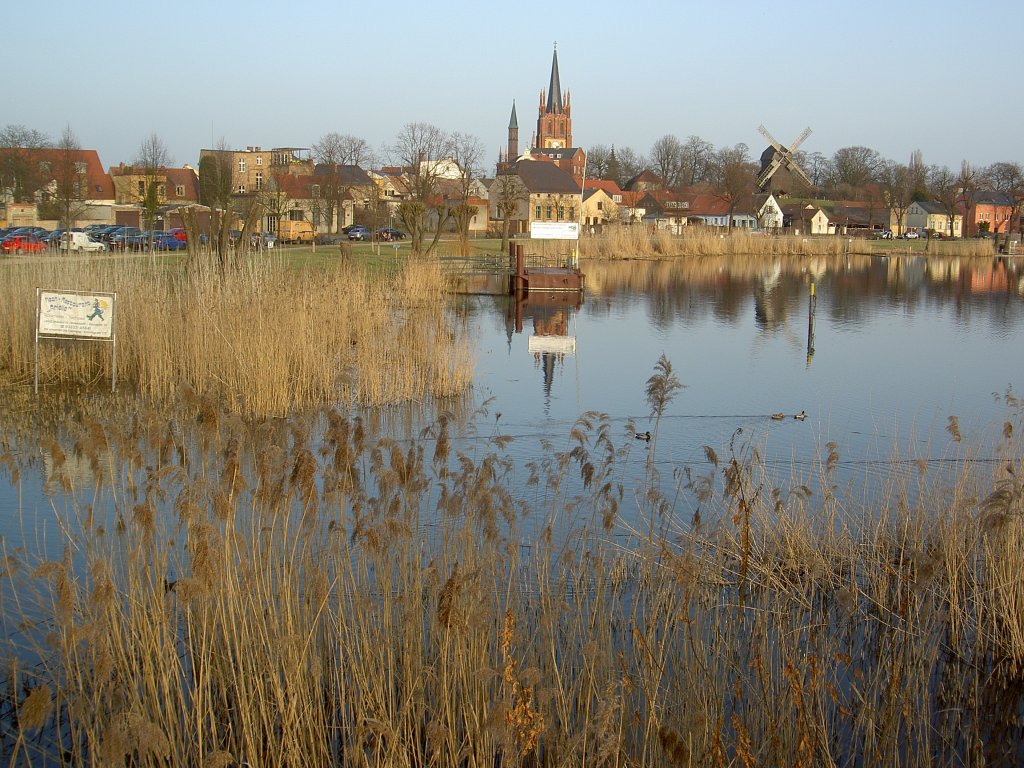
[578,228,999,259]
[0,365,1023,765]
[0,258,473,416]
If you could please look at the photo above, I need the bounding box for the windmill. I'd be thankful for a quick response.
[757,125,812,193]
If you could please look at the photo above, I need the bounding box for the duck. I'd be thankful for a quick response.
[635,431,651,441]
[794,410,807,421]
[770,413,785,421]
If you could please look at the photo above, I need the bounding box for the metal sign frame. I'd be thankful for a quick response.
[35,288,118,393]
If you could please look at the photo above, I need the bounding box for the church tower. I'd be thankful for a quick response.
[536,45,572,150]
[507,101,519,161]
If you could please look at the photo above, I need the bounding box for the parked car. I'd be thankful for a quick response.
[61,231,107,252]
[250,231,276,248]
[348,225,371,240]
[875,230,894,240]
[166,227,187,241]
[109,227,143,250]
[2,234,47,254]
[152,232,186,251]
[902,230,919,239]
[375,227,407,241]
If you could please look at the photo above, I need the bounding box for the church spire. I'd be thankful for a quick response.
[508,100,518,130]
[545,44,562,114]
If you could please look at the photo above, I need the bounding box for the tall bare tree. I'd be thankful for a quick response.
[389,122,453,254]
[0,123,52,202]
[828,145,883,198]
[928,165,959,238]
[711,143,756,230]
[586,144,612,179]
[50,125,90,229]
[312,133,374,233]
[880,161,914,235]
[680,135,715,186]
[492,171,527,253]
[956,160,978,237]
[448,132,484,256]
[985,161,1024,251]
[649,134,683,189]
[612,146,647,188]
[136,132,172,249]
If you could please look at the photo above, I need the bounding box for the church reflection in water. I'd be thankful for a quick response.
[506,290,581,412]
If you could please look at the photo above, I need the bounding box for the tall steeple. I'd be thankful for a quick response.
[546,44,563,114]
[507,101,519,161]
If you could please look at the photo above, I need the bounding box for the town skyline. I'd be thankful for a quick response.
[9,0,1024,173]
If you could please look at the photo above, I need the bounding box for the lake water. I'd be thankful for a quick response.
[1,253,1023,547]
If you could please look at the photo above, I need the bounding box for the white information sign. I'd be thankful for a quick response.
[38,290,116,339]
[530,221,580,240]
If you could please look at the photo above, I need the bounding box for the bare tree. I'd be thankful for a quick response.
[711,143,756,230]
[448,132,484,255]
[0,123,52,202]
[136,132,172,249]
[986,161,1024,251]
[880,161,914,235]
[491,171,527,253]
[199,140,234,210]
[928,165,959,238]
[50,125,90,229]
[312,133,374,233]
[587,144,612,179]
[680,135,715,185]
[612,146,647,188]
[389,122,453,254]
[828,145,883,198]
[957,160,978,238]
[649,134,683,189]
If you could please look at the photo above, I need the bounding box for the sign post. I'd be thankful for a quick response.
[35,289,118,394]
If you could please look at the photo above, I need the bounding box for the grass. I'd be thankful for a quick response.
[0,255,473,416]
[0,361,1022,765]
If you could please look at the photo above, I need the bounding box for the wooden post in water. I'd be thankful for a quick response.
[806,278,816,367]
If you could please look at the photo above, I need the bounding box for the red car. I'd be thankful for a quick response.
[167,227,187,241]
[1,235,47,254]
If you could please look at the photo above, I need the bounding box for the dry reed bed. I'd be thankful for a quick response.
[1,380,1023,766]
[0,258,473,416]
[580,227,1000,259]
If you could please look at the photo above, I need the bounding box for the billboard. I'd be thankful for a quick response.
[38,290,116,339]
[530,221,580,240]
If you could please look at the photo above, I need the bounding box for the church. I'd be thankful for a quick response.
[500,46,586,179]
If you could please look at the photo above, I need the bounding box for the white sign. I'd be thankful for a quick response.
[38,290,116,339]
[528,335,576,355]
[530,221,580,240]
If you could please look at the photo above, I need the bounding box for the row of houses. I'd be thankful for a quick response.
[0,144,1016,240]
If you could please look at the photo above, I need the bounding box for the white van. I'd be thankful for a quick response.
[61,231,107,252]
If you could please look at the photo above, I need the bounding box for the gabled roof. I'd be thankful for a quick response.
[912,200,946,214]
[533,147,582,162]
[623,170,663,191]
[584,179,623,195]
[512,158,581,194]
[313,164,373,185]
[1,147,114,199]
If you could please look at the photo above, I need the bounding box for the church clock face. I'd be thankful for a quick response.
[550,140,562,148]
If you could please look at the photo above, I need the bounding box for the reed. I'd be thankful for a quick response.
[0,257,472,416]
[579,227,1001,259]
[1,368,1022,765]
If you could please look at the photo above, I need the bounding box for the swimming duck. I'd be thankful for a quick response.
[794,410,807,421]
[635,431,651,441]
[770,413,785,421]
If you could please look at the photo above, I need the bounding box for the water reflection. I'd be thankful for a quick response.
[507,291,581,414]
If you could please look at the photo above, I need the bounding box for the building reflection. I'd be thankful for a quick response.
[506,291,581,413]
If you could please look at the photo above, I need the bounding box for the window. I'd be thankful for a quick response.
[312,211,321,227]
[138,181,145,196]
[239,158,246,173]
[237,184,246,194]
[311,184,320,198]
[569,206,575,221]
[256,156,263,166]
[535,205,541,219]
[597,201,603,211]
[158,184,166,198]
[558,205,565,220]
[545,205,552,220]
[176,185,185,197]
[256,172,263,191]
[74,162,86,175]
[38,161,51,174]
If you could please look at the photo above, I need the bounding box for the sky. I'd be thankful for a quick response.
[10,0,1023,173]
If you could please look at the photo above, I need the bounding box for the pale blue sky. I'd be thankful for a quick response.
[12,0,1022,172]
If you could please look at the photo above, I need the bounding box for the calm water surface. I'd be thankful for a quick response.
[1,253,1023,547]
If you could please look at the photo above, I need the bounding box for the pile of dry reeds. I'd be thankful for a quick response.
[1,364,1022,766]
[0,257,472,416]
